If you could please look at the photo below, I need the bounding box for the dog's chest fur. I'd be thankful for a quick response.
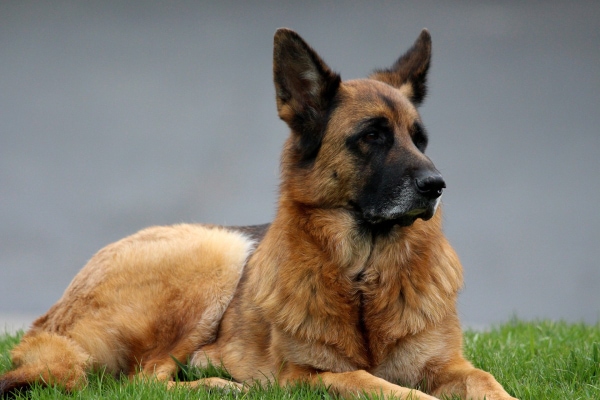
[238,210,463,377]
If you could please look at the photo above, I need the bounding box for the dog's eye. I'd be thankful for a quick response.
[411,122,428,152]
[362,131,386,145]
[346,117,393,151]
[413,136,427,152]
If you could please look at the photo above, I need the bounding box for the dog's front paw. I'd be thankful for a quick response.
[167,377,245,393]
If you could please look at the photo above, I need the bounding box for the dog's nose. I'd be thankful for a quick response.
[415,172,445,199]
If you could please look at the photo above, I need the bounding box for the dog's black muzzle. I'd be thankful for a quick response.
[353,168,446,229]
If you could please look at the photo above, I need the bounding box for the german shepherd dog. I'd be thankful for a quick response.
[0,29,517,399]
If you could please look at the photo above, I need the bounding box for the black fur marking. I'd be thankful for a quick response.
[377,92,398,114]
[293,95,340,166]
[410,121,428,152]
[273,29,341,166]
[0,376,32,397]
[370,29,431,106]
[346,117,394,159]
[391,30,431,105]
[349,201,419,236]
[229,224,270,243]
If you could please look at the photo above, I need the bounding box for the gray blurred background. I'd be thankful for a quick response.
[1,1,599,332]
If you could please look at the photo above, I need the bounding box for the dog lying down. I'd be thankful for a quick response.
[0,28,517,400]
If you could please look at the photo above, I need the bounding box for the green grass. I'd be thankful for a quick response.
[1,320,599,399]
[462,319,600,399]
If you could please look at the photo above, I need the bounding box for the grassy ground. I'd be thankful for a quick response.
[1,319,598,399]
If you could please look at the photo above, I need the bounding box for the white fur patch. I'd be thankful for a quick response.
[433,195,442,213]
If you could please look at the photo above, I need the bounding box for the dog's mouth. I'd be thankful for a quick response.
[392,207,433,226]
[375,207,434,227]
[348,200,437,229]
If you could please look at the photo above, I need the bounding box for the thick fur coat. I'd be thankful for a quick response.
[0,29,517,400]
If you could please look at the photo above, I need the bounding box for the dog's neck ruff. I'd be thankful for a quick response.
[250,202,463,368]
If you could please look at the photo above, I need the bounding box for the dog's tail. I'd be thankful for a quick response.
[0,330,90,395]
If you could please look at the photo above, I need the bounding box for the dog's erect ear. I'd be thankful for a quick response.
[273,28,341,160]
[370,29,431,106]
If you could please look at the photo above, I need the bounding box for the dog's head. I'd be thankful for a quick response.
[274,28,444,230]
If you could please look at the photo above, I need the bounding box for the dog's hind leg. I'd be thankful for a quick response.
[135,357,244,393]
[0,330,90,394]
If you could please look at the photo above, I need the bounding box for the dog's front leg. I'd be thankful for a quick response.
[167,378,245,392]
[430,361,518,400]
[309,370,439,400]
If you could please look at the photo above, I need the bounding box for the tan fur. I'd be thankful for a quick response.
[1,224,253,393]
[0,29,517,400]
[5,332,89,391]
